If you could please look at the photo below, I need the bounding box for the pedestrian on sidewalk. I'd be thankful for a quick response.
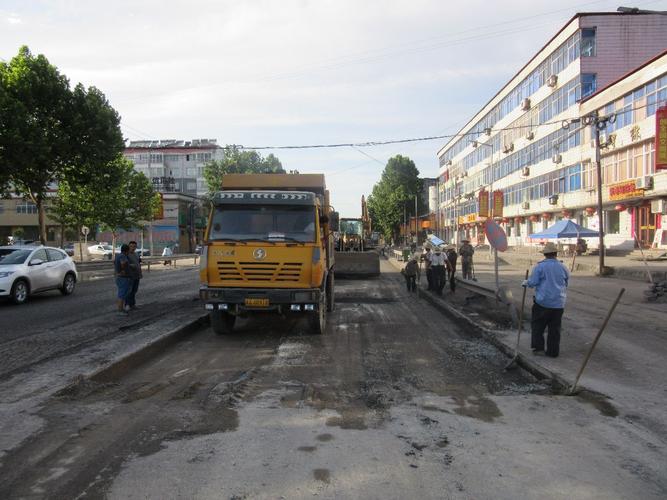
[114,244,131,315]
[429,247,448,295]
[126,240,143,310]
[421,246,434,290]
[402,256,420,292]
[522,242,569,358]
[459,239,475,280]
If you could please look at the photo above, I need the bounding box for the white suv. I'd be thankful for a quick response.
[0,246,78,304]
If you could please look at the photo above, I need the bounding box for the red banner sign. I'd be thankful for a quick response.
[478,190,489,218]
[609,180,643,201]
[656,106,667,171]
[493,190,504,218]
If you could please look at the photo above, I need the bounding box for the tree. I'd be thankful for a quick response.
[0,46,124,243]
[95,156,160,251]
[367,155,422,243]
[203,146,285,197]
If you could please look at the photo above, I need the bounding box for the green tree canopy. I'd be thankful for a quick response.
[95,156,160,249]
[203,145,285,197]
[0,46,124,243]
[367,155,422,242]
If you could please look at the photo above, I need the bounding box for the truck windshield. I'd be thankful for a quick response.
[210,205,317,243]
[340,219,363,236]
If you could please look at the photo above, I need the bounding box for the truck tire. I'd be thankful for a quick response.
[326,272,335,312]
[210,311,236,335]
[308,293,327,335]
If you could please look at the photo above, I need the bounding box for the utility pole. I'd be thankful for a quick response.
[414,193,418,246]
[562,112,614,275]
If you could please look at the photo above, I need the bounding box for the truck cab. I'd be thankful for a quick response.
[199,175,336,335]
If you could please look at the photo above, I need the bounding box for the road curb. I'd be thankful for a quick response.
[388,255,570,391]
[56,314,209,395]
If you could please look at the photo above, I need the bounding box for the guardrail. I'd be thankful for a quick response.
[75,254,199,272]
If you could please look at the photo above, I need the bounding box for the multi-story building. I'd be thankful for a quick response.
[123,139,223,197]
[436,11,667,250]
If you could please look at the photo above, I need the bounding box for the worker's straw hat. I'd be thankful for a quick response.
[540,242,558,254]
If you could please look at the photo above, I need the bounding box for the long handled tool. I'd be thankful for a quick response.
[505,270,530,370]
[567,288,625,395]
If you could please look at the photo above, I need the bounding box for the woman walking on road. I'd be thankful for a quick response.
[114,244,131,315]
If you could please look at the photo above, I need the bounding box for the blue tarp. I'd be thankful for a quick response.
[426,234,446,248]
[528,219,599,239]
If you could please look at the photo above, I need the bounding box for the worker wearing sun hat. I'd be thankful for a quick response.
[522,241,569,357]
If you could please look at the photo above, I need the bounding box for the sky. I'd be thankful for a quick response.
[2,0,666,217]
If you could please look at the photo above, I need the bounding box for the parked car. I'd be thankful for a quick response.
[88,244,113,259]
[0,245,78,304]
[62,243,75,257]
[115,246,150,257]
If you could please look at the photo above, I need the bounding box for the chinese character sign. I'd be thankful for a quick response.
[656,106,667,171]
[493,190,504,218]
[478,190,489,218]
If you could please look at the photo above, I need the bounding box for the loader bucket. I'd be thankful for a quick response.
[334,251,381,278]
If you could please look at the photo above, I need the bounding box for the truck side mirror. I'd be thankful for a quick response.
[328,212,339,232]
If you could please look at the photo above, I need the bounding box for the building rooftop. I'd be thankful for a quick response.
[126,139,219,149]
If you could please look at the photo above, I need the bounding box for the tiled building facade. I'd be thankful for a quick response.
[436,11,667,250]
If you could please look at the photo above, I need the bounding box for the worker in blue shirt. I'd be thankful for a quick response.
[522,242,569,357]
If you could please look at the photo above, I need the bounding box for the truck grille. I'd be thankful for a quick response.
[218,261,303,282]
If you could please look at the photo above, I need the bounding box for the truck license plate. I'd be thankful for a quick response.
[245,298,269,307]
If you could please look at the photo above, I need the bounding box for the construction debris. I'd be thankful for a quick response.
[644,281,667,302]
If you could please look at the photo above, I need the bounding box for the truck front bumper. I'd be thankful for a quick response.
[200,286,322,313]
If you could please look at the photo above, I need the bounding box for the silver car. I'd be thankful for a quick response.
[0,245,78,304]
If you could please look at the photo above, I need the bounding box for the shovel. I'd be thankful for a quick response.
[505,270,529,370]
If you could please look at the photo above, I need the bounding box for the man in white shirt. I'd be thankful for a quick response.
[428,248,450,295]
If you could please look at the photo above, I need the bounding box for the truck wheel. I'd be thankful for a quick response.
[308,293,327,334]
[326,273,335,312]
[210,311,236,335]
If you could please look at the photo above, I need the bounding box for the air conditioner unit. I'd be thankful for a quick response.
[635,176,654,190]
[552,153,562,164]
[502,143,514,154]
[650,199,667,214]
[526,131,534,141]
[547,74,558,88]
[522,167,530,176]
[548,195,559,205]
[521,98,531,111]
[522,201,530,210]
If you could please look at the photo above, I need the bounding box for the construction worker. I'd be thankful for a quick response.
[522,242,569,358]
[421,247,433,290]
[403,255,420,292]
[459,239,475,280]
[446,245,458,292]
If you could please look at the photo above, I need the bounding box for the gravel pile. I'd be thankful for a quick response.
[644,281,667,302]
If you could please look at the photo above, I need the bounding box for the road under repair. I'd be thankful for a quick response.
[0,260,665,499]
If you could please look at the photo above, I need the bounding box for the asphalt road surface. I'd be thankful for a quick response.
[0,260,665,499]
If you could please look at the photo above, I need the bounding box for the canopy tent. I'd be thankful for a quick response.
[528,219,599,239]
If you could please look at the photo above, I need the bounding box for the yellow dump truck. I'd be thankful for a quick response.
[199,173,337,335]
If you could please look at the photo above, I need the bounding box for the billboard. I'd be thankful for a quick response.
[656,106,667,171]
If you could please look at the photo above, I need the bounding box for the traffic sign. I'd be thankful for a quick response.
[81,226,90,236]
[484,219,508,252]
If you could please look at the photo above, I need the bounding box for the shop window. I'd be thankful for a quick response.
[606,210,620,234]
